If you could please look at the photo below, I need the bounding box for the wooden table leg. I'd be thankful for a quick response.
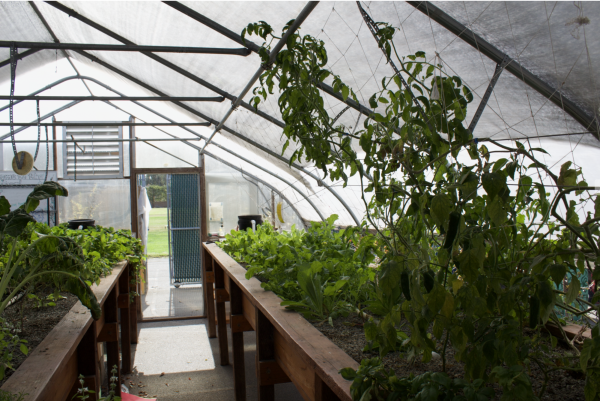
[129,270,139,345]
[315,373,341,401]
[77,321,100,401]
[214,261,229,366]
[230,280,246,401]
[256,309,275,401]
[203,247,216,338]
[119,265,132,374]
[103,282,121,396]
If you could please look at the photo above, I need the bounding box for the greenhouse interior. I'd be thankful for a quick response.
[0,1,599,401]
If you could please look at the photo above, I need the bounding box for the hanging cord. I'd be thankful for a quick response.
[9,43,22,169]
[43,126,49,182]
[34,99,41,161]
[70,135,85,182]
[73,141,77,182]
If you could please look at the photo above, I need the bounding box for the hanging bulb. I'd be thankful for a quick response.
[431,80,440,100]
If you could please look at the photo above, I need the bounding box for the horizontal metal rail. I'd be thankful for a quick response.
[0,95,224,102]
[170,227,201,231]
[0,122,210,127]
[47,1,286,129]
[0,40,251,56]
[0,138,203,143]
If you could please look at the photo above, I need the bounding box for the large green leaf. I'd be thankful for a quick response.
[64,276,101,320]
[23,182,69,213]
[430,193,453,229]
[0,196,10,216]
[546,264,567,286]
[481,173,506,201]
[3,209,34,237]
[487,198,507,226]
[558,161,578,187]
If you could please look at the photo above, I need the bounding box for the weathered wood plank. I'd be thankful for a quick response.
[204,243,357,401]
[230,280,247,401]
[1,262,127,400]
[243,294,256,330]
[203,247,217,338]
[104,282,121,396]
[119,264,132,374]
[214,260,229,366]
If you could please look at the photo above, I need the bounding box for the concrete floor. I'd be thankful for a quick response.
[141,258,204,319]
[127,319,304,401]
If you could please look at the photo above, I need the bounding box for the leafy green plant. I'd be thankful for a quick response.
[340,357,494,401]
[0,183,100,319]
[74,365,121,401]
[0,390,25,401]
[220,216,377,321]
[26,291,66,308]
[244,17,600,400]
[0,318,27,381]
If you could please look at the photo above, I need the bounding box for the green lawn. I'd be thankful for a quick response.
[147,208,169,257]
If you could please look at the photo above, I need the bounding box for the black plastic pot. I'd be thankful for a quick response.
[238,215,263,231]
[67,219,96,230]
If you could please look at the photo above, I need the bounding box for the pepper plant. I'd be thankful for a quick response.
[244,18,600,400]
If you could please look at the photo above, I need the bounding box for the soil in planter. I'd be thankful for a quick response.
[314,314,585,401]
[0,289,78,386]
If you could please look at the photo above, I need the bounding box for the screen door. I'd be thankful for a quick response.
[167,174,202,286]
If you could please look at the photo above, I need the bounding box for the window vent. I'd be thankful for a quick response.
[62,125,123,179]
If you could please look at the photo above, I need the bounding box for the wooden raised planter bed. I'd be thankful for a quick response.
[1,261,138,401]
[203,242,358,401]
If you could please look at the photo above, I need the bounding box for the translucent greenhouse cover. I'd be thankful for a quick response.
[0,1,598,226]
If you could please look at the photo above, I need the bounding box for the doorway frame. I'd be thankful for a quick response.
[129,131,208,322]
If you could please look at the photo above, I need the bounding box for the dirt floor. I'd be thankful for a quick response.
[0,290,78,386]
[315,314,586,400]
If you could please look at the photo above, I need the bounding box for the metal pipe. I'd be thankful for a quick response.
[204,151,306,229]
[469,56,511,134]
[0,40,251,56]
[47,1,285,129]
[0,138,203,143]
[406,1,600,140]
[3,75,326,222]
[166,1,384,126]
[1,71,362,225]
[200,1,319,152]
[0,101,82,140]
[0,48,41,68]
[0,122,210,127]
[0,95,225,102]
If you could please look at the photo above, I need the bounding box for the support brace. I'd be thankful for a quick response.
[469,55,511,134]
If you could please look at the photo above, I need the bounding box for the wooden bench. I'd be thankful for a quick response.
[203,243,358,401]
[1,261,139,401]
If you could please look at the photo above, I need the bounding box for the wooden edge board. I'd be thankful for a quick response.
[203,243,357,400]
[1,261,129,400]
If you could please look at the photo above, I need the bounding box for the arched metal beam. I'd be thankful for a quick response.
[1,61,361,224]
[203,152,307,229]
[406,1,600,140]
[41,1,362,225]
[45,1,284,129]
[1,74,326,222]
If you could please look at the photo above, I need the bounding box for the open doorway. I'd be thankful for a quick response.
[139,173,203,320]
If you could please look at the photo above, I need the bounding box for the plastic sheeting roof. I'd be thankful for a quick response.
[0,1,599,226]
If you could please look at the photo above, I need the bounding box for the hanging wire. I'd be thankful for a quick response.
[34,99,41,161]
[9,43,22,169]
[43,126,49,182]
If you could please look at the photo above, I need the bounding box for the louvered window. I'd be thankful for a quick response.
[62,125,123,179]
